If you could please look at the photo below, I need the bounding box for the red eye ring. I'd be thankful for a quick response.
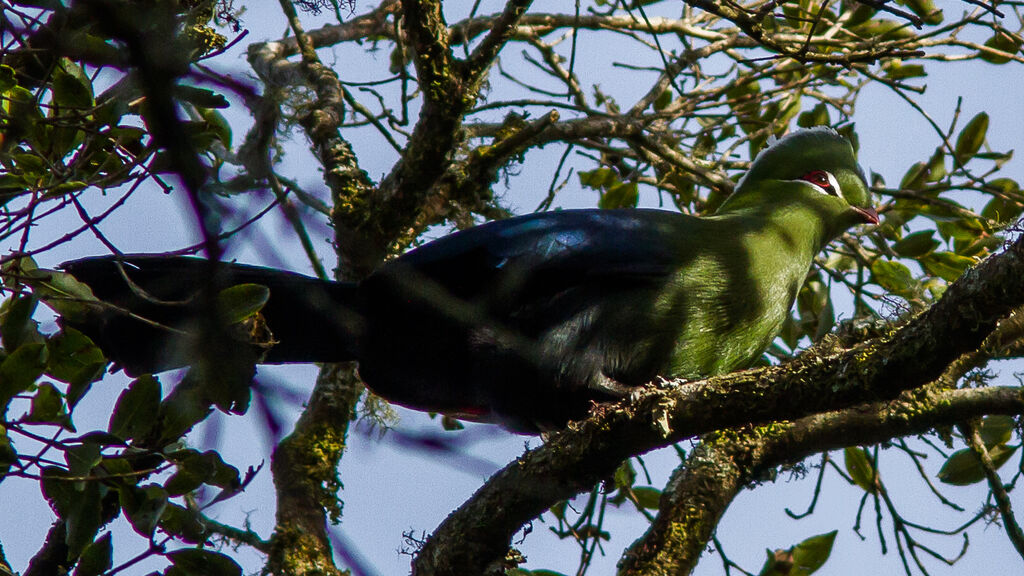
[799,170,836,195]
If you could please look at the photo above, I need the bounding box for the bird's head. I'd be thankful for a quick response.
[720,127,878,238]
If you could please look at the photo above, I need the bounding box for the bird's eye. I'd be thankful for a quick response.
[798,170,842,198]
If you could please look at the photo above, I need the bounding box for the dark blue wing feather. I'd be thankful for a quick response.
[391,209,696,299]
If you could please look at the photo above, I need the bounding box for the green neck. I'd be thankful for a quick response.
[670,196,831,377]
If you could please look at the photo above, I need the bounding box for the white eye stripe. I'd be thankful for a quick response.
[825,171,844,199]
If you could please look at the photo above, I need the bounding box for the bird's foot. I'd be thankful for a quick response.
[590,374,634,399]
[653,376,684,389]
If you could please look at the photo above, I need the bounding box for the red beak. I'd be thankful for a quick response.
[852,206,880,225]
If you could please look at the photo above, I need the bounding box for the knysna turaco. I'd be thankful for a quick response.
[61,127,878,433]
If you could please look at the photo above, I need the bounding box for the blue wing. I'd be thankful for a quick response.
[390,208,699,302]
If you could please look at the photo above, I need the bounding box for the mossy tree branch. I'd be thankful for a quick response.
[619,384,1024,576]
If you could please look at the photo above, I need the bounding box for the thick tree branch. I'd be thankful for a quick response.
[621,385,1024,575]
[268,365,363,576]
[412,232,1024,575]
[262,3,377,575]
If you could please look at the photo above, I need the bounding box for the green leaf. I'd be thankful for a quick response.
[41,467,104,559]
[174,85,230,109]
[20,263,101,323]
[790,530,838,575]
[925,148,946,182]
[167,548,242,576]
[159,503,210,544]
[0,342,49,411]
[216,284,271,325]
[52,59,95,110]
[653,89,672,112]
[549,500,567,522]
[892,230,939,258]
[632,486,662,510]
[599,181,639,209]
[613,459,636,490]
[902,0,943,24]
[119,484,168,538]
[843,447,876,493]
[109,375,162,442]
[796,103,829,128]
[44,180,90,198]
[898,161,928,191]
[165,450,240,496]
[884,61,926,80]
[158,381,214,444]
[938,444,1018,486]
[980,30,1022,64]
[870,260,916,296]
[578,168,617,190]
[0,425,17,484]
[981,178,1023,223]
[74,532,112,576]
[198,107,232,147]
[26,382,66,424]
[66,441,102,478]
[0,64,16,93]
[850,19,915,40]
[46,327,107,386]
[954,112,989,164]
[0,294,41,350]
[1,85,45,149]
[842,2,877,26]
[979,415,1015,448]
[920,251,975,282]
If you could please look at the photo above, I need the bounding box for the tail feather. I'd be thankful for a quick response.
[60,256,363,375]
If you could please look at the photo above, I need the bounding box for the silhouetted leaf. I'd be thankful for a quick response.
[0,342,48,410]
[175,85,229,109]
[938,444,1017,486]
[954,112,989,164]
[41,467,103,559]
[167,548,242,576]
[46,327,106,387]
[74,532,112,576]
[979,415,1016,447]
[0,425,16,484]
[980,30,1022,64]
[797,103,829,128]
[0,294,41,350]
[109,375,161,442]
[160,503,209,544]
[119,484,168,538]
[52,59,95,110]
[165,449,240,496]
[26,382,66,424]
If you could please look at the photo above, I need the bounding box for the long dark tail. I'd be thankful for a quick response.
[60,255,363,376]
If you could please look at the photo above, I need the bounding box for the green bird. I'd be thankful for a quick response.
[61,127,877,433]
